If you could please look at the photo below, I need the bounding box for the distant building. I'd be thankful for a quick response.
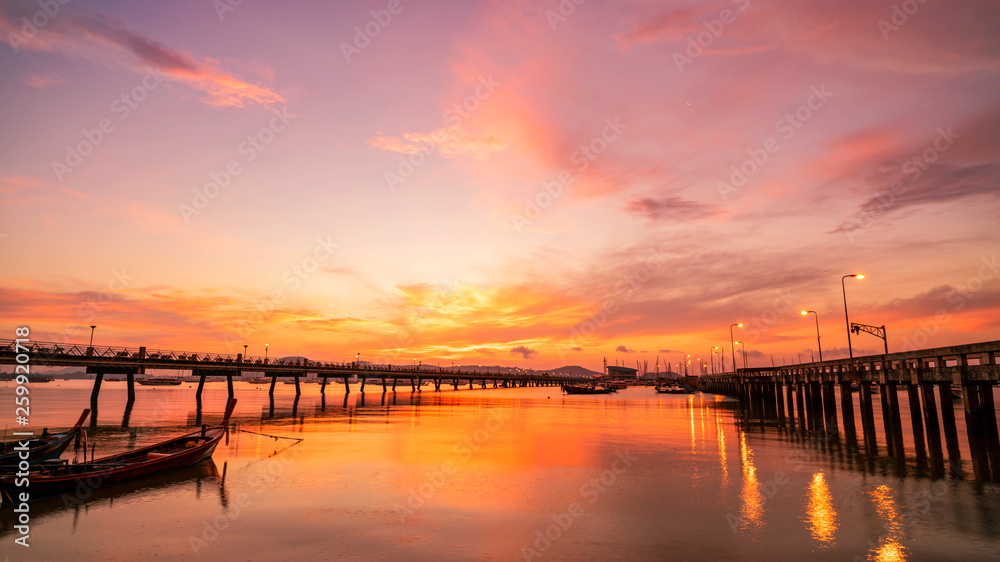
[606,365,638,379]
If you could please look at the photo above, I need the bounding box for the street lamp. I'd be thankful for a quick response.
[734,341,747,369]
[842,274,864,360]
[710,346,720,374]
[243,344,248,359]
[801,310,822,362]
[265,343,269,361]
[89,325,97,347]
[730,323,743,373]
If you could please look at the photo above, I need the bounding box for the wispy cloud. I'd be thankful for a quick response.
[623,196,721,221]
[370,126,507,160]
[23,73,63,88]
[0,2,283,108]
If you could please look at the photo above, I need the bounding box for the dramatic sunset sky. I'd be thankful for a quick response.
[2,0,998,371]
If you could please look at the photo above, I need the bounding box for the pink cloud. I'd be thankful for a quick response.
[23,73,63,88]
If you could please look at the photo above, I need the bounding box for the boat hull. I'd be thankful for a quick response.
[0,409,89,466]
[562,385,614,395]
[1,401,234,502]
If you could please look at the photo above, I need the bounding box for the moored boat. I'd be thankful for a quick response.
[136,378,183,386]
[655,383,690,394]
[1,400,236,502]
[0,410,90,467]
[562,384,614,395]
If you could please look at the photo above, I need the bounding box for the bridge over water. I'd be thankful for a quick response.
[701,340,1000,481]
[0,339,579,407]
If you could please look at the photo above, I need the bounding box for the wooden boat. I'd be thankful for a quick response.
[26,375,53,383]
[1,400,235,502]
[562,384,614,395]
[0,410,90,467]
[136,378,183,386]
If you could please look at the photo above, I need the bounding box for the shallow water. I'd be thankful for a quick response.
[1,380,999,560]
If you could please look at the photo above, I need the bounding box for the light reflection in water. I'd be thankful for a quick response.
[717,416,728,491]
[738,430,763,531]
[689,395,697,452]
[868,484,907,562]
[805,472,838,547]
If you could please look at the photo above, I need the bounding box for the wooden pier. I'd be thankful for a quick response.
[701,340,1000,481]
[1,339,574,411]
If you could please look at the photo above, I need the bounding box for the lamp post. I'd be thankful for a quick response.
[685,354,691,376]
[801,310,822,362]
[735,341,747,369]
[89,325,97,347]
[243,344,248,359]
[729,323,742,373]
[265,343,269,362]
[710,346,720,374]
[842,274,864,361]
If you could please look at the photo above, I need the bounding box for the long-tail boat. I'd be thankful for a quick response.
[0,409,90,466]
[1,400,235,502]
[562,384,614,395]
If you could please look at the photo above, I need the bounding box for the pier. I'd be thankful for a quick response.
[0,339,576,410]
[701,340,1000,481]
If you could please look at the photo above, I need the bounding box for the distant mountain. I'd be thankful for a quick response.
[545,365,603,378]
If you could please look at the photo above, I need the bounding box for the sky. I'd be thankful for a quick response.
[1,0,999,372]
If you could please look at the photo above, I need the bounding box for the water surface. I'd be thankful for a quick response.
[1,381,998,560]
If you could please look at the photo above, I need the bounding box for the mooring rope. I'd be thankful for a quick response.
[233,428,303,442]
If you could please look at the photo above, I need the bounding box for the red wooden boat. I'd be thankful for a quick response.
[1,400,235,502]
[0,409,90,466]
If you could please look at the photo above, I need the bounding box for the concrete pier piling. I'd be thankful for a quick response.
[702,341,1000,481]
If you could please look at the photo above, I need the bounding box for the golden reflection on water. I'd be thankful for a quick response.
[689,395,697,452]
[805,472,838,547]
[868,484,907,562]
[738,430,763,530]
[717,416,728,491]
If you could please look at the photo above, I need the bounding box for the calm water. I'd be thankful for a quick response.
[2,380,999,561]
